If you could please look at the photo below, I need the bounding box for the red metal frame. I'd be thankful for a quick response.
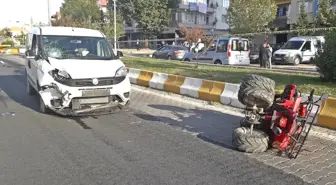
[262,85,308,152]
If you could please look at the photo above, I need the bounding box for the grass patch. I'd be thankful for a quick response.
[121,57,336,97]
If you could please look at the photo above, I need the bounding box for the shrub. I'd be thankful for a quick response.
[311,30,336,82]
[1,40,14,47]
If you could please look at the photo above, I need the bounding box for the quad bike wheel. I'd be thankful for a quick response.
[238,74,276,109]
[232,127,269,153]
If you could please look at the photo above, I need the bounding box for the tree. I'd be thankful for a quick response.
[60,0,101,23]
[294,1,311,35]
[112,0,172,35]
[315,0,336,27]
[101,11,125,40]
[53,0,125,40]
[226,0,277,34]
[179,25,205,44]
[311,30,336,81]
[0,28,12,38]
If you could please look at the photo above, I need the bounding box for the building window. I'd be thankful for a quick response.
[223,0,229,8]
[297,1,310,13]
[277,5,288,17]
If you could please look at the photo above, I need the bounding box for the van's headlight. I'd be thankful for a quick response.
[49,69,72,80]
[115,66,127,77]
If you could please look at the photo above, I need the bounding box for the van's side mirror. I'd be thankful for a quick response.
[25,49,36,59]
[117,51,123,58]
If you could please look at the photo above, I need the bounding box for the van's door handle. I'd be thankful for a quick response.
[28,60,31,68]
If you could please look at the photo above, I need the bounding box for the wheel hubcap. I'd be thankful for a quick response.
[295,58,299,64]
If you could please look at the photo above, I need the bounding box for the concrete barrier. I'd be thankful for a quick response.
[6,48,19,55]
[127,68,335,130]
[318,98,336,129]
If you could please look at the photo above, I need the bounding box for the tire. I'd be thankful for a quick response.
[26,71,35,95]
[214,60,222,65]
[238,74,275,109]
[232,127,269,153]
[39,95,50,114]
[27,77,35,95]
[240,118,251,127]
[167,55,172,60]
[184,58,191,62]
[293,56,301,66]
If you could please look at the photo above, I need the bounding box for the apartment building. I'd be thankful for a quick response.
[123,0,230,41]
[261,0,336,45]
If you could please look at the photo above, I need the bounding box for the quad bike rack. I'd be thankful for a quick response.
[285,90,327,159]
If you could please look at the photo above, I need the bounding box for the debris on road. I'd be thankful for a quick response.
[0,112,15,116]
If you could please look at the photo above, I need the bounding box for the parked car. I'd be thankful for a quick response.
[152,45,189,60]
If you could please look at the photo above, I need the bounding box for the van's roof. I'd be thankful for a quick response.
[289,36,324,41]
[216,37,248,40]
[29,26,105,37]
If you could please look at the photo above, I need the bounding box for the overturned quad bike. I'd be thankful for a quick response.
[232,74,328,159]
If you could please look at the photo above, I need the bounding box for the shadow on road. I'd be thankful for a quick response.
[134,104,242,149]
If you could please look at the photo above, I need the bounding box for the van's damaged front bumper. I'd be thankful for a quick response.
[38,73,131,116]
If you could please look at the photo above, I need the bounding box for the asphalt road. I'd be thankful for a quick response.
[0,55,325,185]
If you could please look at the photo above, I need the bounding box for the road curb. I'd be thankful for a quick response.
[131,85,336,142]
[127,67,336,130]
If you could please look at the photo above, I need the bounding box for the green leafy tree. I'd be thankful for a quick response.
[315,0,336,27]
[60,0,101,23]
[112,0,172,35]
[226,0,277,34]
[100,11,125,40]
[0,28,12,38]
[311,30,336,81]
[294,1,311,35]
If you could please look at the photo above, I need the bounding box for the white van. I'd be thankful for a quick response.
[182,37,250,65]
[25,26,131,115]
[272,36,325,65]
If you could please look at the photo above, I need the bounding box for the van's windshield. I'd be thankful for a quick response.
[281,40,305,50]
[42,35,116,60]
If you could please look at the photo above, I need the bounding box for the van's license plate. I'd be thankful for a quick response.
[82,89,110,97]
[79,97,109,104]
[236,55,243,60]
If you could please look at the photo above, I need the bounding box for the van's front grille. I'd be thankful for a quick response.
[56,76,126,87]
[274,54,286,58]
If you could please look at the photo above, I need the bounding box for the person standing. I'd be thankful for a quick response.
[266,43,273,69]
[136,39,140,51]
[259,43,268,68]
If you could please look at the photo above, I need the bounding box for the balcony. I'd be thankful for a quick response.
[273,16,288,29]
[178,2,215,13]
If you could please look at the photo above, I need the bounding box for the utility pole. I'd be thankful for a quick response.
[113,0,117,55]
[47,0,51,26]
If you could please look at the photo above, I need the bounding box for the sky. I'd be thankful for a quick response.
[0,0,64,28]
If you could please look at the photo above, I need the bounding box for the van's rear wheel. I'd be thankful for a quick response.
[214,60,222,65]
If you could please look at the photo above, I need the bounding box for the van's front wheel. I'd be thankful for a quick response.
[293,56,301,66]
[39,95,51,114]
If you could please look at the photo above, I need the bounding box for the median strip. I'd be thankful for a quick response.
[121,57,336,97]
